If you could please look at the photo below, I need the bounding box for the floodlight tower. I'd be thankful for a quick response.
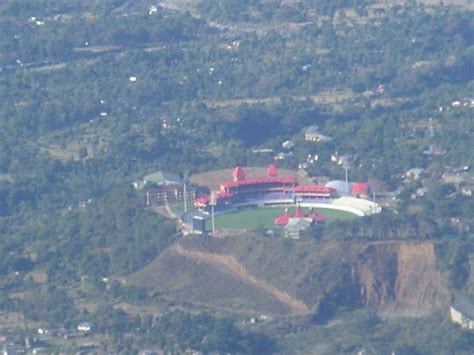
[210,191,216,235]
[183,170,189,213]
[341,157,351,196]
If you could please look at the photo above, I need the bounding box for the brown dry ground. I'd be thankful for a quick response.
[129,235,451,318]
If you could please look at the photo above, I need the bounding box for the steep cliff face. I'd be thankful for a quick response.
[355,243,451,310]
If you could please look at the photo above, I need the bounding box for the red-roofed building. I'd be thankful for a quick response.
[351,182,370,198]
[194,165,334,209]
[294,185,335,201]
[219,176,297,195]
[232,166,246,182]
[294,205,305,218]
[194,191,233,208]
[267,164,279,177]
[274,207,326,225]
[274,208,291,225]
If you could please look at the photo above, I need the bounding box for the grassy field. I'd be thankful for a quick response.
[205,206,357,230]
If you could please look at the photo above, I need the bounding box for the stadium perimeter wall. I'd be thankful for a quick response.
[300,202,365,217]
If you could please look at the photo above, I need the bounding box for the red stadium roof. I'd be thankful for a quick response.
[294,206,305,218]
[232,166,246,181]
[267,164,279,177]
[194,191,233,205]
[274,207,326,225]
[351,182,370,196]
[274,210,290,225]
[220,176,297,189]
[194,195,210,205]
[294,185,334,193]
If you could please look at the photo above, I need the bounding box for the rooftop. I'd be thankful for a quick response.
[452,301,474,319]
[305,125,320,134]
[220,176,297,188]
[285,218,313,231]
[294,185,334,193]
[143,171,182,185]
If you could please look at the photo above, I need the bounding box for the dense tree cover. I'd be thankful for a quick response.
[0,187,175,332]
[198,0,375,21]
[21,285,79,326]
[33,186,177,280]
[141,311,277,353]
[0,0,473,350]
[0,3,207,66]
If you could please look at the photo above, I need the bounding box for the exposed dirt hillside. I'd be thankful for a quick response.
[129,235,452,317]
[355,243,450,309]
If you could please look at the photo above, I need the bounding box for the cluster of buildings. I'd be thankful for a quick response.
[134,171,196,206]
[190,164,374,236]
[274,206,326,239]
[193,165,337,210]
[135,162,378,236]
[0,322,95,354]
[192,164,371,211]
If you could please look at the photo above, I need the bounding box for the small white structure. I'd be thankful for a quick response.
[404,168,427,181]
[149,5,158,15]
[305,125,332,142]
[284,218,313,239]
[129,76,137,82]
[77,321,94,333]
[451,301,474,330]
[282,140,295,150]
[274,152,292,161]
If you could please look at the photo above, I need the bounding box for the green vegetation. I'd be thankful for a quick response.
[142,311,277,353]
[206,206,357,230]
[0,0,473,352]
[277,310,474,354]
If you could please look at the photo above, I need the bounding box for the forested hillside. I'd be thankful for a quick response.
[0,0,473,352]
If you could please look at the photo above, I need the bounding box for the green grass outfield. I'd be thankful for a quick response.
[205,206,358,230]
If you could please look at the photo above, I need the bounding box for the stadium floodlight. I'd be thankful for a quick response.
[340,156,352,196]
[210,191,216,235]
[183,170,189,213]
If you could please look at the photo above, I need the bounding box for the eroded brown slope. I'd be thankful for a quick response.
[130,236,452,316]
[355,242,450,309]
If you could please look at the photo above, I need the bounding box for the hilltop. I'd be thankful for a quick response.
[130,234,452,317]
[0,0,473,352]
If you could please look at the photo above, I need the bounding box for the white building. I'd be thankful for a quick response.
[284,218,313,239]
[77,321,94,333]
[450,301,474,330]
[282,140,295,150]
[305,125,332,142]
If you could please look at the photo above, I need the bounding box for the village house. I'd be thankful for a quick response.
[304,125,333,143]
[77,322,94,334]
[134,171,195,206]
[404,168,428,181]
